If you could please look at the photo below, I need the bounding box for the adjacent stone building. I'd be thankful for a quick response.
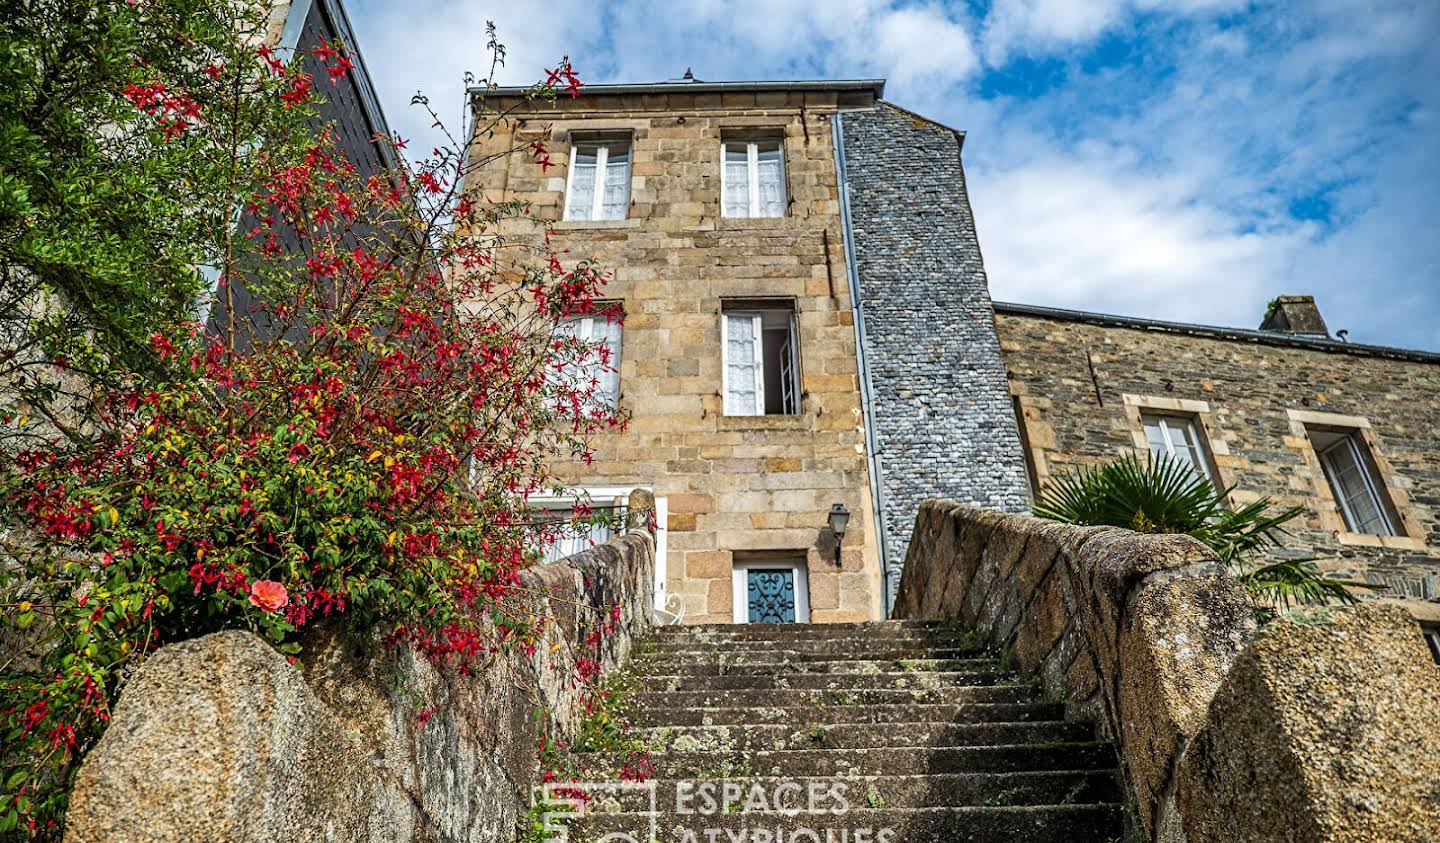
[997,296,1440,604]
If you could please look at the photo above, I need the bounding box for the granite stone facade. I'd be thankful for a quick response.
[837,104,1031,606]
[996,302,1440,599]
[463,82,887,624]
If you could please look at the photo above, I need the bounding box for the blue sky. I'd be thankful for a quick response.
[349,0,1439,351]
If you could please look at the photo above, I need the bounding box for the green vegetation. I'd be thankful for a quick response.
[574,672,646,755]
[983,786,1032,807]
[1036,454,1357,615]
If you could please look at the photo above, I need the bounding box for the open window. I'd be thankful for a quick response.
[721,138,786,218]
[721,302,799,416]
[1308,428,1398,536]
[564,137,631,221]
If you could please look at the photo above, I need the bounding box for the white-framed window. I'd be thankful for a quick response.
[530,487,670,611]
[530,488,628,564]
[536,504,615,564]
[1141,414,1216,484]
[1311,429,1396,536]
[721,139,786,218]
[732,556,810,624]
[552,313,622,409]
[564,140,631,221]
[721,305,799,416]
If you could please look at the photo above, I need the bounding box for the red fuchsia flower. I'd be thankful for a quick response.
[150,332,175,358]
[248,580,290,613]
[326,55,354,83]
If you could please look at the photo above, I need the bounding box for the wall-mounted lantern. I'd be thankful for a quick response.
[828,503,850,565]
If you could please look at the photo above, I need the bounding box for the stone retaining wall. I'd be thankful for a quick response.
[892,499,1440,842]
[64,526,656,843]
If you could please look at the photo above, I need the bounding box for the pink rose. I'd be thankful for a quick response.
[248,580,289,613]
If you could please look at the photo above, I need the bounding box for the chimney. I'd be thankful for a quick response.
[1260,295,1330,338]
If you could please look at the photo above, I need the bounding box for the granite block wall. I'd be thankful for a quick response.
[464,87,887,623]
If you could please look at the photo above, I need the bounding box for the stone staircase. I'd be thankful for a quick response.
[568,620,1127,842]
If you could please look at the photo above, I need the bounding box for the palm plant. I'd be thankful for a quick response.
[1035,454,1356,613]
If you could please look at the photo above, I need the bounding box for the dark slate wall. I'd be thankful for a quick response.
[297,0,389,179]
[838,103,1030,607]
[209,0,393,346]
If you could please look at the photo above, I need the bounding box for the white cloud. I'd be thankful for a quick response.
[981,0,1244,63]
[340,0,1439,350]
[347,0,601,150]
[971,148,1307,327]
[598,0,979,89]
[868,6,980,85]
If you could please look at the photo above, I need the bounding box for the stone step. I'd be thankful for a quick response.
[567,804,1124,842]
[630,657,995,677]
[627,701,1066,728]
[639,644,995,662]
[577,770,1120,813]
[649,627,969,646]
[579,743,1117,779]
[632,670,1010,693]
[626,685,1038,711]
[647,634,980,651]
[653,620,951,637]
[636,720,1095,753]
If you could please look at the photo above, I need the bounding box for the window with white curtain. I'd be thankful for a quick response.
[533,493,623,564]
[564,140,631,221]
[552,313,622,408]
[1310,429,1396,536]
[722,305,799,416]
[1141,414,1216,484]
[721,139,786,218]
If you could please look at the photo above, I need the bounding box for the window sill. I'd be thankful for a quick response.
[717,414,810,431]
[552,218,642,231]
[1334,532,1428,551]
[716,216,792,232]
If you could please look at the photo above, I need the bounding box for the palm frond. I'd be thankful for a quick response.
[1036,454,1356,614]
[1238,559,1359,610]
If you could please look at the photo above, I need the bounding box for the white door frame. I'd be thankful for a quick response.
[731,557,810,624]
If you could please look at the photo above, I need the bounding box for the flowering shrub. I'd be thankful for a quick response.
[0,1,329,456]
[0,9,628,837]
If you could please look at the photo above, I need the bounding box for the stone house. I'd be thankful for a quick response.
[465,79,892,625]
[997,295,1440,649]
[466,76,1439,631]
